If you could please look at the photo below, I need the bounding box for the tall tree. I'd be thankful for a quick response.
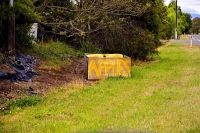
[0,0,39,52]
[165,0,192,38]
[8,0,15,54]
[0,1,8,48]
[139,0,167,43]
[180,13,192,34]
[36,0,166,59]
[192,17,200,34]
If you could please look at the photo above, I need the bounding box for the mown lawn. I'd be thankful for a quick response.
[1,43,200,133]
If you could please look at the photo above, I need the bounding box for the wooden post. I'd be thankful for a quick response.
[8,0,15,54]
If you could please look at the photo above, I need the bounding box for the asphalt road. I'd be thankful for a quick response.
[171,34,200,46]
[189,34,200,46]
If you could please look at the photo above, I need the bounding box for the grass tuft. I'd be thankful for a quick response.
[29,41,84,70]
[8,96,43,108]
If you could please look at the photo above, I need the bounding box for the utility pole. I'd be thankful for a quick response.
[8,0,15,54]
[175,0,178,40]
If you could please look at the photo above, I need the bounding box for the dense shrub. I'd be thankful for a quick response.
[85,25,160,60]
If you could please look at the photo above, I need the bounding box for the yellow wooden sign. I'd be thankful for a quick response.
[85,54,131,80]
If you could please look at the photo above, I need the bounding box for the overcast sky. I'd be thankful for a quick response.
[164,0,200,15]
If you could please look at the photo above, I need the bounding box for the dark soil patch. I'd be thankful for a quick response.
[0,57,95,102]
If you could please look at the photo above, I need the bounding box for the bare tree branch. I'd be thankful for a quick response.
[37,0,51,13]
[39,0,153,38]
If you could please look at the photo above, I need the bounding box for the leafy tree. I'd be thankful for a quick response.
[0,0,39,52]
[181,13,192,34]
[192,17,200,34]
[165,0,192,38]
[37,0,165,60]
[0,0,9,48]
[138,0,166,46]
[166,5,176,37]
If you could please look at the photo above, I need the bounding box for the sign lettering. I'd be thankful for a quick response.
[88,58,131,79]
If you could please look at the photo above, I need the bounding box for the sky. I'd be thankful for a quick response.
[164,0,200,15]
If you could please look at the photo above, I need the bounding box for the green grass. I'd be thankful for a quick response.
[1,43,200,133]
[8,96,43,109]
[29,41,84,70]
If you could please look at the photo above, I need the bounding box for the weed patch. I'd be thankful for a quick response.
[8,96,42,108]
[29,41,84,70]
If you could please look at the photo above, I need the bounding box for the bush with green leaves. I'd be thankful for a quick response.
[37,0,164,60]
[87,25,160,60]
[0,0,39,49]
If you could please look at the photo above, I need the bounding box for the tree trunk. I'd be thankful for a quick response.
[80,0,83,8]
[8,0,15,54]
[8,15,15,54]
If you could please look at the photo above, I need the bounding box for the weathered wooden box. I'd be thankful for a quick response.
[84,54,131,80]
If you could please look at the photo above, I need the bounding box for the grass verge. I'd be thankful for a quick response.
[1,43,200,133]
[28,41,84,70]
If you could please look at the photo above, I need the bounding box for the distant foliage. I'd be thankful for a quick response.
[164,1,192,38]
[191,17,200,34]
